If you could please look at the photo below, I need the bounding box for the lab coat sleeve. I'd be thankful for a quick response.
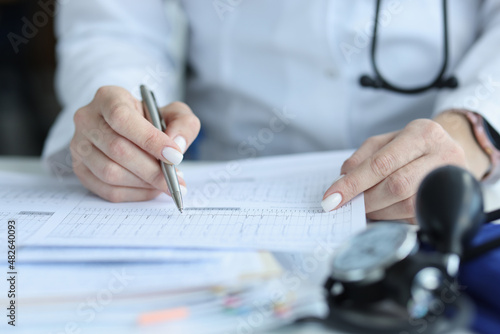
[42,0,185,176]
[433,0,500,133]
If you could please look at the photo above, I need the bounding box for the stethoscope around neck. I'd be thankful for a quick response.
[360,0,459,94]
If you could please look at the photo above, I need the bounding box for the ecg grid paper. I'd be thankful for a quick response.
[0,211,54,244]
[0,185,78,206]
[0,174,88,246]
[187,174,335,207]
[0,178,86,210]
[42,204,356,250]
[31,151,366,251]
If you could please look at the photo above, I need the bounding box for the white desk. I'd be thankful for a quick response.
[0,156,490,334]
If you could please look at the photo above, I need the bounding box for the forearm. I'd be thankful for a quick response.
[434,110,490,180]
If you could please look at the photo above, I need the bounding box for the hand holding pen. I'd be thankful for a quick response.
[70,85,200,204]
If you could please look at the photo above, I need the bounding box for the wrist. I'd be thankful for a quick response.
[434,110,491,180]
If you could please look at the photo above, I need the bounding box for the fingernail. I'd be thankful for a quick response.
[180,185,188,196]
[321,193,342,212]
[162,147,184,165]
[176,170,184,178]
[174,136,187,153]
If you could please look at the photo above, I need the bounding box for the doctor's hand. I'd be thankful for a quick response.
[70,86,200,202]
[321,111,491,223]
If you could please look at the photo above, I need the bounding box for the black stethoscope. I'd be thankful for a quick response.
[360,0,459,94]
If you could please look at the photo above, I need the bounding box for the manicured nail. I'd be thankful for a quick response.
[180,185,188,196]
[176,170,184,178]
[174,136,187,153]
[162,147,183,165]
[321,193,342,212]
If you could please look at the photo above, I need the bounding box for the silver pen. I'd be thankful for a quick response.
[140,85,183,213]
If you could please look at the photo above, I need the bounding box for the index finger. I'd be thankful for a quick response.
[161,102,201,153]
[340,132,397,174]
[101,99,184,166]
[321,128,428,212]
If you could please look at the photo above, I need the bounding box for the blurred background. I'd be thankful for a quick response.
[0,0,59,156]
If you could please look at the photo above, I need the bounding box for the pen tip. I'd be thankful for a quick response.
[172,191,183,213]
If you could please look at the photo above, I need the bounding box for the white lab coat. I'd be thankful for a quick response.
[43,0,500,174]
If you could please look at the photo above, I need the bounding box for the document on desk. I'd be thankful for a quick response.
[0,172,87,244]
[20,151,366,251]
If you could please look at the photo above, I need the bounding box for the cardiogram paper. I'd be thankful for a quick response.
[4,151,366,251]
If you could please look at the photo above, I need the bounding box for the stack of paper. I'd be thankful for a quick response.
[6,252,327,334]
[0,151,365,333]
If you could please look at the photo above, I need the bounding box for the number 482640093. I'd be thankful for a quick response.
[7,220,16,271]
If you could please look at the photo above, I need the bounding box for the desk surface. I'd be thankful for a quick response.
[0,156,485,334]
